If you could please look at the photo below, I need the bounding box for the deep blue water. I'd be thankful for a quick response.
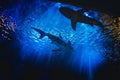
[0,0,113,80]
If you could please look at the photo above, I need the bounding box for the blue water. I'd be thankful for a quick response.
[1,1,112,80]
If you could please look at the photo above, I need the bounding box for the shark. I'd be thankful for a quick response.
[59,7,111,31]
[31,27,73,53]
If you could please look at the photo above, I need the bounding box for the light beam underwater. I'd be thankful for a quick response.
[1,1,113,80]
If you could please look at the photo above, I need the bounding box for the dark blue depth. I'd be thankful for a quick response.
[0,0,113,80]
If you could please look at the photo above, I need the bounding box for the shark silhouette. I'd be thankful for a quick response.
[59,7,110,30]
[31,27,73,53]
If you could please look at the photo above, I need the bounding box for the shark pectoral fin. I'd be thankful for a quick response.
[71,20,77,30]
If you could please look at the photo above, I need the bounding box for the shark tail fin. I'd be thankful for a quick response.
[31,27,46,39]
